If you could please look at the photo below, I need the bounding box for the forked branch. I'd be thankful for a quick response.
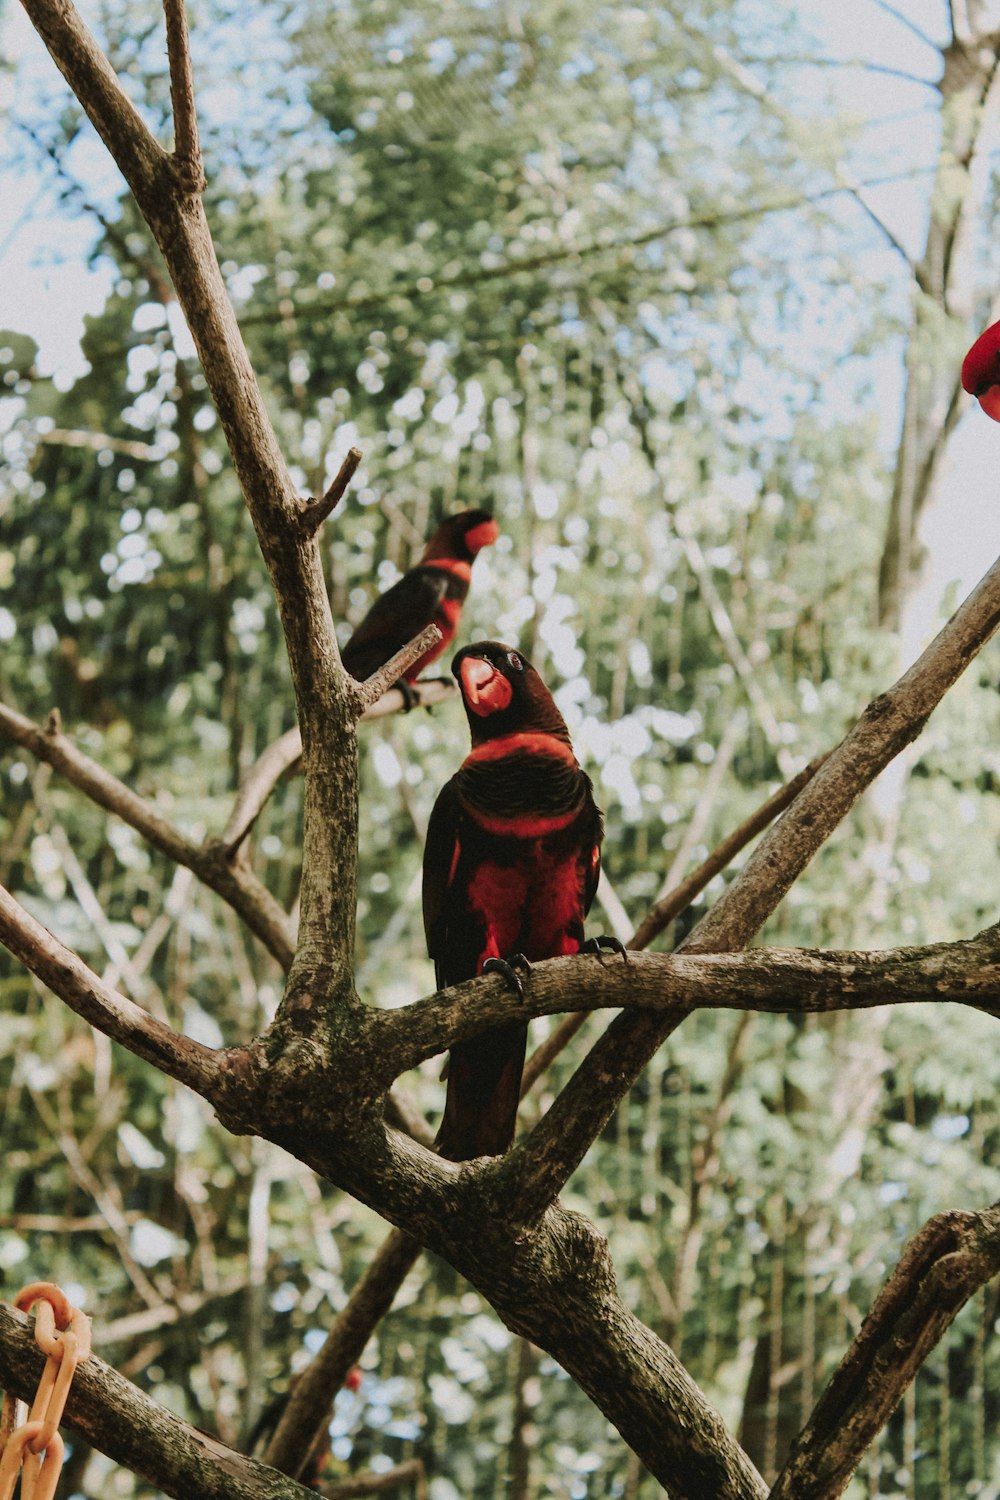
[163,0,204,192]
[770,1203,1000,1499]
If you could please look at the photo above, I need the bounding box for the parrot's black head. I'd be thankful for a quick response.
[452,641,571,745]
[423,509,499,563]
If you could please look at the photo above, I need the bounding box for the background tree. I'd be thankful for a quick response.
[2,1,1000,1497]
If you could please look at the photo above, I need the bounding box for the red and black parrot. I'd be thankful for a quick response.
[423,641,616,1161]
[962,318,1000,421]
[340,510,499,693]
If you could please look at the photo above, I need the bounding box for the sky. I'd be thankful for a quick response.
[3,0,1000,605]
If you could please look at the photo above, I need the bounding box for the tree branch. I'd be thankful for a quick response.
[0,883,220,1096]
[220,679,457,854]
[0,699,296,967]
[18,0,168,199]
[374,928,1000,1078]
[630,752,830,951]
[21,0,363,1010]
[769,1203,1000,1499]
[349,626,443,717]
[299,446,362,535]
[162,0,204,192]
[0,1303,319,1500]
[263,1230,421,1479]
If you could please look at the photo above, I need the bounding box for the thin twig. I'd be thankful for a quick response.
[162,0,205,192]
[220,678,457,854]
[870,0,940,51]
[349,625,443,717]
[300,446,362,534]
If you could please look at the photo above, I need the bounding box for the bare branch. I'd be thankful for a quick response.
[0,883,220,1096]
[264,1230,420,1479]
[869,0,941,51]
[220,678,457,854]
[376,928,1000,1079]
[630,753,830,950]
[349,626,443,717]
[300,446,362,535]
[361,676,455,720]
[0,1302,319,1500]
[324,1460,426,1499]
[520,750,829,1093]
[770,1204,1000,1499]
[19,0,168,198]
[221,728,304,853]
[162,0,204,192]
[0,699,296,967]
[36,427,164,460]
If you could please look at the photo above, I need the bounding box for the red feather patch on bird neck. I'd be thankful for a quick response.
[464,731,579,767]
[425,557,472,582]
[460,657,513,716]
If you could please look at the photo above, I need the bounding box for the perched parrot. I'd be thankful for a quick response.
[423,641,610,1161]
[341,509,498,690]
[961,318,1000,422]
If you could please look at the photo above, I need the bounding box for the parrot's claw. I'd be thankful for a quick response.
[582,935,629,963]
[396,679,418,712]
[483,953,532,1001]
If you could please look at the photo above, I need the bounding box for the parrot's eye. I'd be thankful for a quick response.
[507,651,524,672]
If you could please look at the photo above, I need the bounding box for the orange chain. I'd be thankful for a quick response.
[0,1282,92,1500]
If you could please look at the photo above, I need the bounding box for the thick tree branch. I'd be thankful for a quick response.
[0,1303,318,1500]
[498,549,1000,1220]
[0,884,220,1100]
[375,928,1000,1078]
[769,1203,1000,1499]
[0,699,296,967]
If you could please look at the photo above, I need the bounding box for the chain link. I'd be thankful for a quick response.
[0,1282,92,1500]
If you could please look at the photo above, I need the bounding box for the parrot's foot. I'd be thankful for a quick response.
[582,934,629,963]
[396,679,418,712]
[483,953,532,1001]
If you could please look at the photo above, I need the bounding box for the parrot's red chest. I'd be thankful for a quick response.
[466,846,586,967]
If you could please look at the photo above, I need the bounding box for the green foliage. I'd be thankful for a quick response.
[2,1,1000,1496]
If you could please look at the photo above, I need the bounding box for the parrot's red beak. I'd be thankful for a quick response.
[459,656,513,716]
[464,519,499,554]
[962,319,1000,422]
